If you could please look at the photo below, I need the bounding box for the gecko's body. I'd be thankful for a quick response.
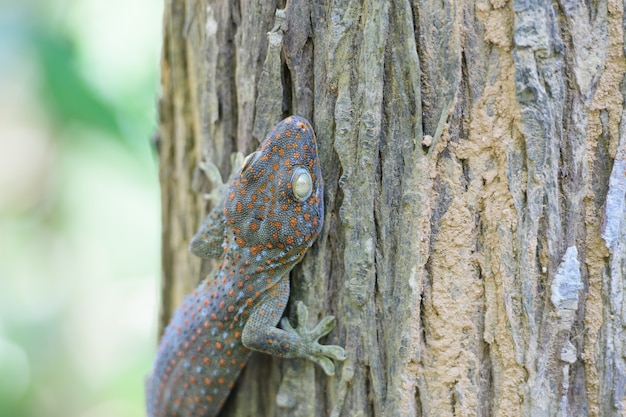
[146,116,345,417]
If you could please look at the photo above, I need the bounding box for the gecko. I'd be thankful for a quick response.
[146,116,346,417]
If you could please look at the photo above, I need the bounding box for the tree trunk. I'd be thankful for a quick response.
[156,0,626,416]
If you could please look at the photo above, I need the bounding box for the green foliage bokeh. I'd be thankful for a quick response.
[0,1,162,416]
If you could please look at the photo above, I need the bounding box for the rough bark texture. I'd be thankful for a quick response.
[156,0,626,416]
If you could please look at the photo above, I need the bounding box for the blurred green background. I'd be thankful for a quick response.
[0,0,162,416]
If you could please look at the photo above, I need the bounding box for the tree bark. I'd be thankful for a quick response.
[156,0,626,416]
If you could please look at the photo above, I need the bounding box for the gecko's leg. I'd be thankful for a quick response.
[189,152,244,259]
[242,279,346,376]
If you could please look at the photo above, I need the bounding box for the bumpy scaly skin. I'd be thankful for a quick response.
[146,116,346,417]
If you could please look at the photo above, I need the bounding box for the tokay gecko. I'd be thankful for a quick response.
[146,116,346,416]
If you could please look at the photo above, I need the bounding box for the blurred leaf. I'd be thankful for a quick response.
[32,25,122,137]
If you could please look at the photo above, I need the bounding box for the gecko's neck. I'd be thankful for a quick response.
[218,244,305,284]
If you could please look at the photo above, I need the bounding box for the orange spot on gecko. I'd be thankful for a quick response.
[250,245,260,256]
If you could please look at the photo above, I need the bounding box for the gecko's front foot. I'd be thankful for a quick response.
[198,152,244,204]
[280,301,347,376]
[190,153,246,259]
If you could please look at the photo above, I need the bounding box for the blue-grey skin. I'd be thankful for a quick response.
[146,116,346,417]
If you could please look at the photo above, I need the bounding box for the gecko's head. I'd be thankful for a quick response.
[223,116,324,266]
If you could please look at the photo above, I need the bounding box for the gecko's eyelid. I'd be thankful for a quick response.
[241,151,259,172]
[291,167,312,201]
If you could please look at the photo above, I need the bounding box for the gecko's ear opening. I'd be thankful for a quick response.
[241,151,259,172]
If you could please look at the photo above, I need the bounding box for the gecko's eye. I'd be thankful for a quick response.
[241,151,259,172]
[291,167,312,201]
